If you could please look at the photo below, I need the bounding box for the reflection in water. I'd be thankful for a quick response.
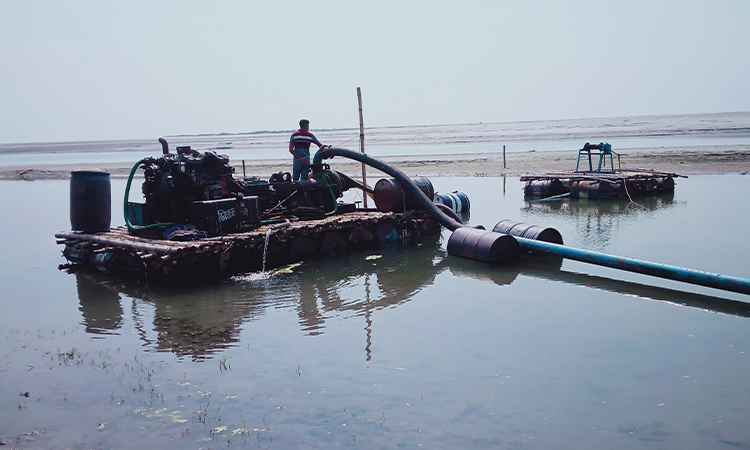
[523,193,678,250]
[76,272,123,334]
[142,277,304,360]
[446,255,750,319]
[519,259,750,319]
[447,256,521,286]
[74,225,749,361]
[73,236,448,360]
[288,236,446,342]
[74,270,295,360]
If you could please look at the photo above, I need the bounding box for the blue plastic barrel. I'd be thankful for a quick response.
[70,170,111,232]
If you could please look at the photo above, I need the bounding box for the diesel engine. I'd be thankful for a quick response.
[128,139,360,236]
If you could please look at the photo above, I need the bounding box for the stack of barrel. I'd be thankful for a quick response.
[447,220,563,263]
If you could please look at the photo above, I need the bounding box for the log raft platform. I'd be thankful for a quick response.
[56,210,440,283]
[521,168,686,184]
[521,168,687,199]
[521,143,687,199]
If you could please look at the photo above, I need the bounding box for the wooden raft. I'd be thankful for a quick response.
[520,168,687,183]
[56,211,440,283]
[521,168,687,199]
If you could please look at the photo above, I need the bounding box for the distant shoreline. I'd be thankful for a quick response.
[3,145,748,181]
[2,111,749,154]
[2,111,748,180]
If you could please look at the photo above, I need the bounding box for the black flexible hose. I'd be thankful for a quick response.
[434,202,464,225]
[313,147,465,231]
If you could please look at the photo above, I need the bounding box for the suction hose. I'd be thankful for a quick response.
[123,159,175,232]
[313,170,339,217]
[313,147,464,231]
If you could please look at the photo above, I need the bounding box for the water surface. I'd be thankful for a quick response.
[1,175,749,448]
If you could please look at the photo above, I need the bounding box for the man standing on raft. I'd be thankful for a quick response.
[289,119,326,181]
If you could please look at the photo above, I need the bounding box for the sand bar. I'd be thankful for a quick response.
[3,112,749,180]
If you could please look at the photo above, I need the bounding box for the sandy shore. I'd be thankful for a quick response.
[2,112,749,180]
[3,145,748,181]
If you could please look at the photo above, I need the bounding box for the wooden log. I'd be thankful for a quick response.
[56,231,187,255]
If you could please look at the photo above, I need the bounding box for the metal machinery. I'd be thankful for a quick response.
[575,142,620,173]
[125,139,364,236]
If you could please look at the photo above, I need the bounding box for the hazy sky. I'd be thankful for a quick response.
[1,1,749,143]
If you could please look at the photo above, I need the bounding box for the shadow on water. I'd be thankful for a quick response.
[74,228,750,360]
[522,192,680,249]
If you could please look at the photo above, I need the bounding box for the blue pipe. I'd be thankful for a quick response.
[515,237,750,296]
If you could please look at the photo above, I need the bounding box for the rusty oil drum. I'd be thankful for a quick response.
[447,227,520,263]
[374,177,434,212]
[492,219,564,246]
[634,177,658,194]
[570,180,613,199]
[523,179,567,197]
[70,170,111,232]
[657,177,675,191]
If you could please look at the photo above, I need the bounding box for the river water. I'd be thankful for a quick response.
[1,174,749,448]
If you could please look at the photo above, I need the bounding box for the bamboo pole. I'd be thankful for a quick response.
[357,87,368,208]
[55,231,187,255]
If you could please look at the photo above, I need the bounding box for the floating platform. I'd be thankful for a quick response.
[57,210,440,283]
[521,168,687,199]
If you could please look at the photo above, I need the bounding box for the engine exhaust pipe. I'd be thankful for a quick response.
[159,137,169,155]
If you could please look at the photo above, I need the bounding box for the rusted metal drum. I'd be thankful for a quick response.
[657,177,675,192]
[523,179,567,197]
[70,170,111,232]
[570,180,612,199]
[492,219,563,245]
[447,227,520,263]
[374,177,434,212]
[434,191,470,213]
[608,181,625,198]
[635,178,658,193]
